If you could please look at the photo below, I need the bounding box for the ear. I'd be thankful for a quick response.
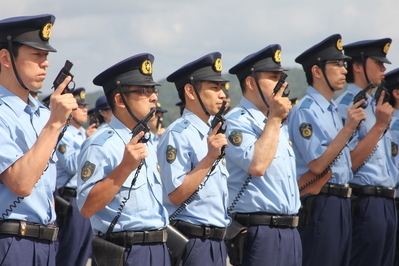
[114,93,125,108]
[392,89,399,100]
[311,65,322,79]
[184,84,196,101]
[0,48,12,69]
[352,61,363,74]
[244,76,256,92]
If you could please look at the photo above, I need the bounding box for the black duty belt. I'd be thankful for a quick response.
[234,213,299,228]
[320,183,352,198]
[108,229,167,247]
[350,185,396,199]
[173,221,226,240]
[0,220,58,241]
[58,187,77,198]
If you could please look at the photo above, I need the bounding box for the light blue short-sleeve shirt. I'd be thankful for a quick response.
[336,84,398,187]
[288,87,353,185]
[157,109,231,227]
[225,97,300,215]
[77,117,168,234]
[0,86,57,224]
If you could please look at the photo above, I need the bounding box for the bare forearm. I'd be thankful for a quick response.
[247,117,281,177]
[0,123,62,196]
[168,155,215,206]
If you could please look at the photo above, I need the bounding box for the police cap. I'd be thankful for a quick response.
[156,102,168,113]
[72,87,89,105]
[93,53,160,94]
[229,44,288,81]
[385,68,399,90]
[295,34,350,71]
[167,52,229,91]
[343,38,392,64]
[0,14,56,52]
[95,95,110,111]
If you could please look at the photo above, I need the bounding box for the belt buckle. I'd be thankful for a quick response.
[203,227,210,239]
[292,216,299,227]
[376,187,382,196]
[345,187,352,198]
[19,221,27,236]
[51,227,59,241]
[271,216,278,226]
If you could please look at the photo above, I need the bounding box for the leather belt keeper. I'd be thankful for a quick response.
[235,213,299,228]
[0,220,58,241]
[108,229,167,246]
[350,185,396,199]
[320,183,352,198]
[59,187,77,198]
[174,221,226,240]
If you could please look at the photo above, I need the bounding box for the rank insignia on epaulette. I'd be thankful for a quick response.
[166,145,177,164]
[229,130,243,146]
[58,144,66,154]
[299,123,312,139]
[81,161,96,181]
[392,142,398,157]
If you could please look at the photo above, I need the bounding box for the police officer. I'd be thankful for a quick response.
[95,94,113,127]
[158,52,230,265]
[0,14,77,265]
[55,87,94,266]
[148,102,167,146]
[76,53,170,266]
[336,38,397,266]
[385,68,399,265]
[289,34,366,266]
[225,44,302,265]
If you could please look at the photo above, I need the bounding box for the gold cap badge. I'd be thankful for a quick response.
[383,43,391,54]
[213,58,222,72]
[40,23,53,41]
[273,50,282,63]
[140,60,153,75]
[336,39,343,51]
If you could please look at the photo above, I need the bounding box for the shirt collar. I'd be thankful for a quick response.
[109,116,132,144]
[182,109,210,137]
[306,86,337,113]
[239,96,266,125]
[0,85,41,117]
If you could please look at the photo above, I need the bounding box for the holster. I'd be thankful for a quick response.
[166,224,189,266]
[92,236,125,266]
[225,219,248,265]
[54,195,70,227]
[298,194,317,228]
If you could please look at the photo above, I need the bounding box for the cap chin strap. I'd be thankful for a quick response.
[190,81,210,117]
[7,37,35,93]
[116,82,140,124]
[360,52,372,86]
[317,60,335,92]
[251,71,270,109]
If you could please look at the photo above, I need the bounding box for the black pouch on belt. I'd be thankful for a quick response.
[166,224,189,266]
[54,195,70,227]
[92,236,125,266]
[298,194,317,228]
[225,219,248,265]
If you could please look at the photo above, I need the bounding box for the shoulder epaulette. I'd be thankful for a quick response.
[92,130,114,146]
[391,120,399,131]
[171,120,190,133]
[338,93,354,106]
[227,108,246,119]
[299,98,313,109]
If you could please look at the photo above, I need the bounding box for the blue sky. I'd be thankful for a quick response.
[2,0,399,95]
